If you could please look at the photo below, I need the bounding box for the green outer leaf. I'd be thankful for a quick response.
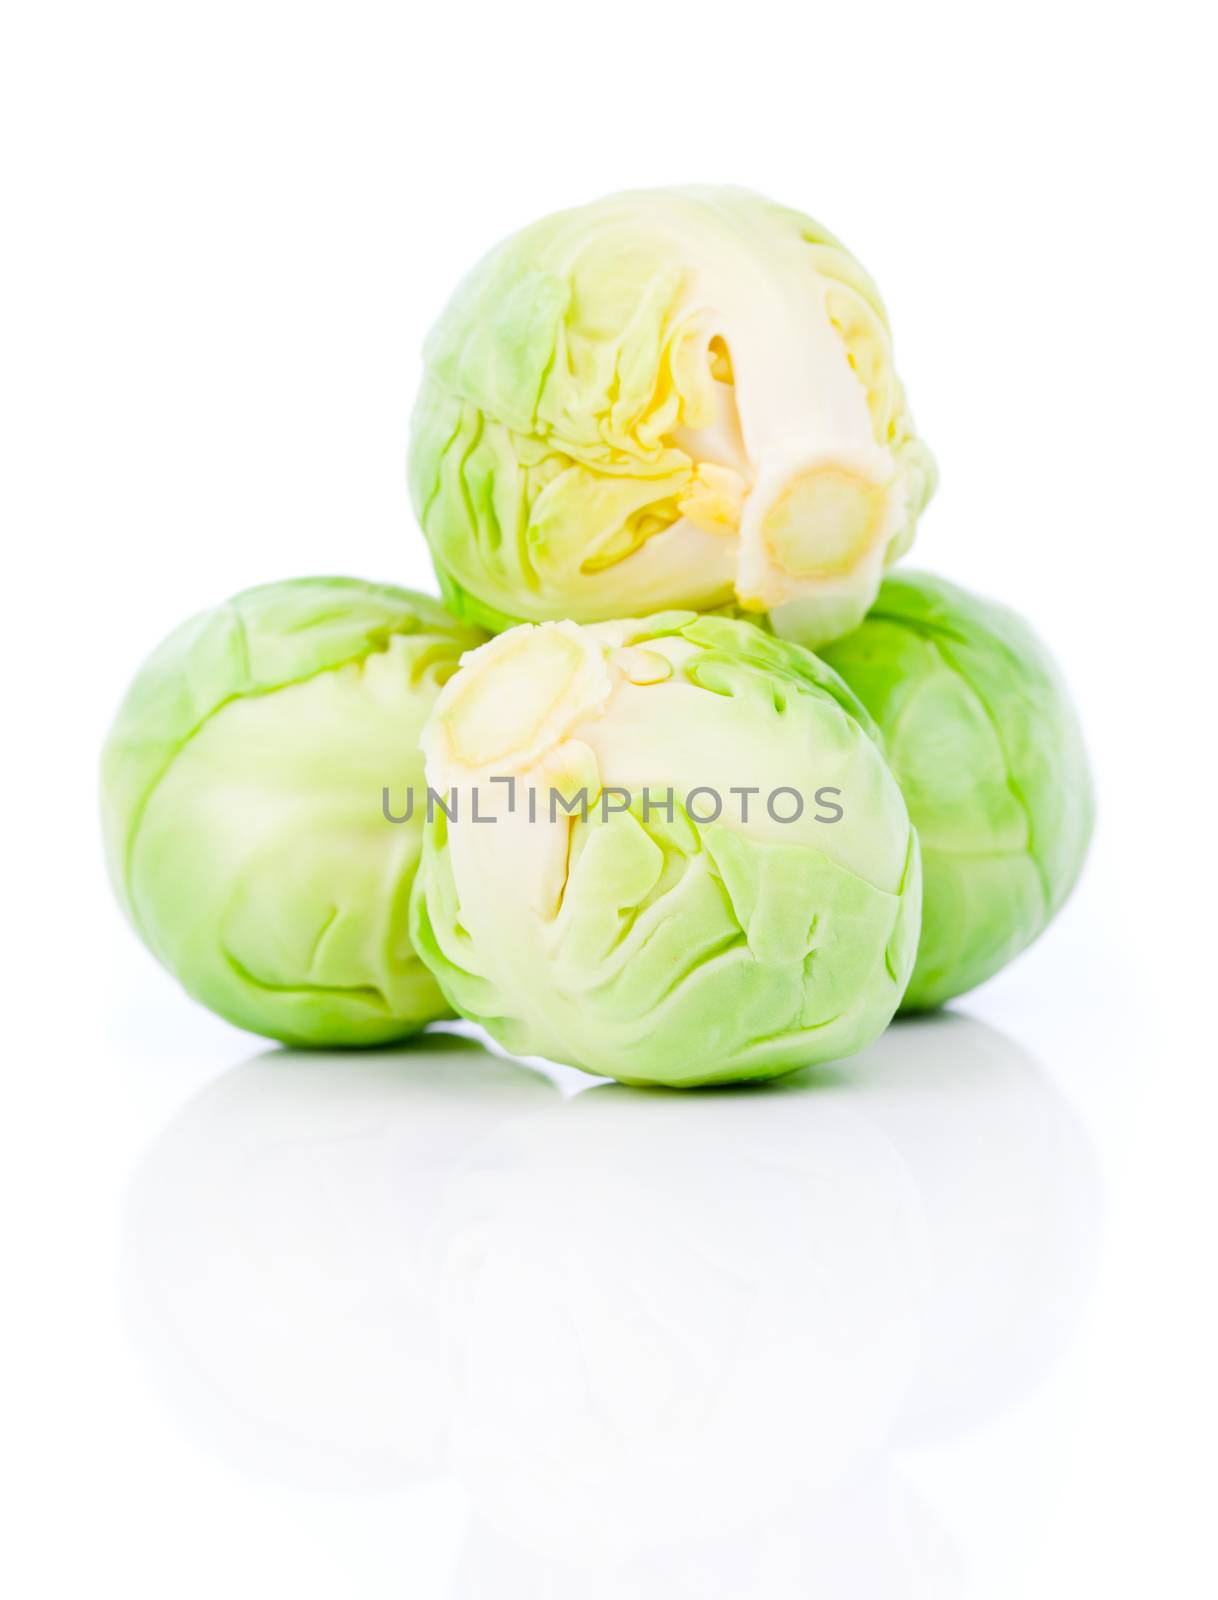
[822,571,1095,1009]
[408,186,934,640]
[410,612,920,1087]
[101,577,485,1046]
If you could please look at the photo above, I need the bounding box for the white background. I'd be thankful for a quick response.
[3,2,1216,1595]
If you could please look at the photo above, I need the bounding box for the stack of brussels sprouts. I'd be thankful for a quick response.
[102,187,1093,1087]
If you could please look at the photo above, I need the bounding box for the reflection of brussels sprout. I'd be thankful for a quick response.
[101,577,485,1046]
[122,1037,552,1492]
[411,613,920,1086]
[436,1081,924,1565]
[821,572,1094,1010]
[409,186,935,647]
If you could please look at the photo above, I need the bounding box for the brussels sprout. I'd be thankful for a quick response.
[101,577,486,1046]
[410,613,920,1087]
[820,572,1094,1010]
[409,186,936,648]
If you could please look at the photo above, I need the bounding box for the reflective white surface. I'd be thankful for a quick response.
[118,1016,1098,1596]
[6,863,1213,1600]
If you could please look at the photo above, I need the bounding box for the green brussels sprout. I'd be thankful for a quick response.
[820,572,1094,1010]
[409,186,936,648]
[101,577,486,1046]
[410,613,920,1087]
